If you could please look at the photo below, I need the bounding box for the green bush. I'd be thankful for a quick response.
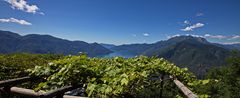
[29,55,195,97]
[0,53,63,80]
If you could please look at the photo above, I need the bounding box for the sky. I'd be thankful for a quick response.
[0,0,240,45]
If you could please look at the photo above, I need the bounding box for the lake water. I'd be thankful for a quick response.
[101,50,136,58]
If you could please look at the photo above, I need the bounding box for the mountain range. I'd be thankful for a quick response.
[110,36,239,78]
[1,30,240,78]
[0,30,112,57]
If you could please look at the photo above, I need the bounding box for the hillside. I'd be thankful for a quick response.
[145,37,230,78]
[0,30,112,57]
[0,30,236,78]
[100,43,116,49]
[111,43,154,55]
[112,36,232,78]
[214,43,240,50]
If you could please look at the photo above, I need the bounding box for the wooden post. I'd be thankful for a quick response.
[56,93,64,98]
[0,77,32,98]
[160,74,164,98]
[170,76,198,98]
[1,86,11,98]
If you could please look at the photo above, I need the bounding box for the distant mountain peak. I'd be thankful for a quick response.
[0,30,21,38]
[168,35,209,44]
[0,30,112,56]
[100,43,117,49]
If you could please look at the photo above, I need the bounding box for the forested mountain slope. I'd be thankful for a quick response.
[0,30,112,57]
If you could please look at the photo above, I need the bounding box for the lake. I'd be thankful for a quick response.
[101,50,136,58]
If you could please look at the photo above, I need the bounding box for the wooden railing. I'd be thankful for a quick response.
[0,77,86,98]
[170,76,198,98]
[0,76,198,98]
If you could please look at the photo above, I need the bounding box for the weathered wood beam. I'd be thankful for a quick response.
[0,77,31,87]
[42,84,83,98]
[63,95,87,98]
[1,86,86,98]
[9,87,43,97]
[170,76,198,98]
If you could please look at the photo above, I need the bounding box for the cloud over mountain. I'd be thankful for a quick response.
[204,34,240,40]
[0,18,31,25]
[181,23,204,31]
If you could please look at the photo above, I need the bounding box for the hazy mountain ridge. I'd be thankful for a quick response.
[112,36,234,78]
[214,43,240,50]
[0,30,112,57]
[111,43,154,55]
[149,38,229,78]
[100,43,116,49]
[1,30,239,78]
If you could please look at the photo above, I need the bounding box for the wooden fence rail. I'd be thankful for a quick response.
[0,76,31,87]
[0,77,86,98]
[170,76,198,98]
[0,76,198,98]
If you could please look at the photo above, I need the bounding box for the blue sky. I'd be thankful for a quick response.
[0,0,240,45]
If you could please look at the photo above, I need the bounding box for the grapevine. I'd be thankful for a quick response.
[29,54,196,97]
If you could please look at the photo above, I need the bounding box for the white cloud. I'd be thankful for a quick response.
[143,33,149,37]
[186,34,203,38]
[167,34,240,44]
[178,20,191,26]
[184,20,191,25]
[204,34,240,40]
[196,12,204,17]
[221,42,240,45]
[204,34,210,37]
[181,23,204,31]
[231,35,240,39]
[5,0,43,14]
[0,18,32,25]
[167,34,203,39]
[204,34,227,39]
[167,34,180,39]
